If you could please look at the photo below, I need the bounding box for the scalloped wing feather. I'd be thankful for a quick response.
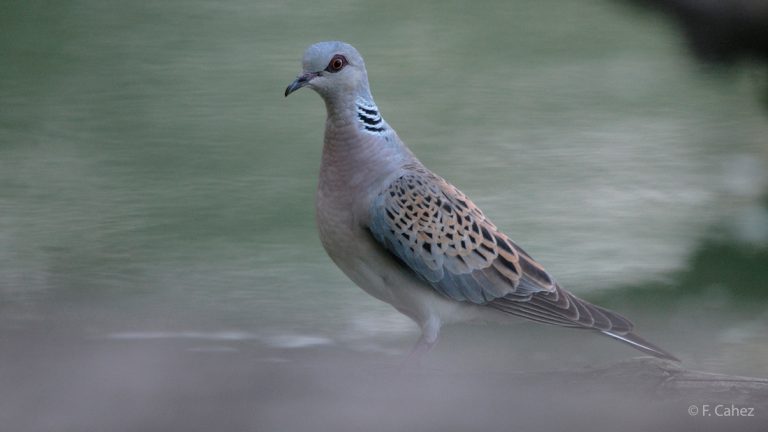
[368,163,636,334]
[369,164,557,304]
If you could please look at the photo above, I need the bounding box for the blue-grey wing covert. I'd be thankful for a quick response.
[369,163,632,333]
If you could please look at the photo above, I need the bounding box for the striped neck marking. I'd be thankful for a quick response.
[356,98,386,134]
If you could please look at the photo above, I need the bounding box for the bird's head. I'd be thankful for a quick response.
[284,41,371,101]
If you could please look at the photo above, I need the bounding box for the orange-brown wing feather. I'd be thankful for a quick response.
[369,163,635,333]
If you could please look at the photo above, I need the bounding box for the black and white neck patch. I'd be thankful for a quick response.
[356,98,386,135]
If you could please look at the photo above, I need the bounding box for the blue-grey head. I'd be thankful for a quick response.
[284,41,372,102]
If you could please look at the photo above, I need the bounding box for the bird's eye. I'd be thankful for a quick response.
[325,55,347,73]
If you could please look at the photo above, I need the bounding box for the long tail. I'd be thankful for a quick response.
[492,286,680,361]
[601,330,680,362]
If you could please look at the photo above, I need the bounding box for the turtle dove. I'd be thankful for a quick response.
[284,41,678,362]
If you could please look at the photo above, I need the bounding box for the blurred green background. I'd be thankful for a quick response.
[1,0,767,399]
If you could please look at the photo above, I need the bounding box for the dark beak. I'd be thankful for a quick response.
[284,72,318,97]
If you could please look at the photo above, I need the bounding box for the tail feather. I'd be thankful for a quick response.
[601,330,679,362]
[492,286,679,361]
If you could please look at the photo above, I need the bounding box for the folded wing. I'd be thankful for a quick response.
[368,163,632,333]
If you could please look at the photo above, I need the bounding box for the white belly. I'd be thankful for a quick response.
[316,198,482,327]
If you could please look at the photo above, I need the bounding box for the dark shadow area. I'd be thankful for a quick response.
[621,0,768,109]
[624,0,768,63]
[591,193,768,312]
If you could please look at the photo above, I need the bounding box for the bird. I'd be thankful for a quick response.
[284,41,678,362]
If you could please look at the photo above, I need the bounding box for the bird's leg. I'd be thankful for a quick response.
[405,317,440,366]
